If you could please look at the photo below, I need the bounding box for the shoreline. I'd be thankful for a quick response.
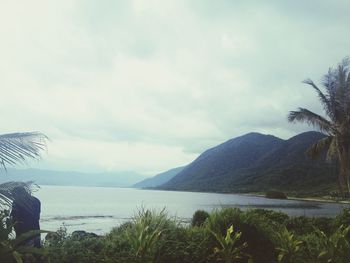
[141,187,350,204]
[243,193,350,204]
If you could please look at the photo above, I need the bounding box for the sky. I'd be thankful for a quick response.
[0,0,349,176]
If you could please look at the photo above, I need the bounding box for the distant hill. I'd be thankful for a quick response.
[132,166,185,188]
[159,132,337,196]
[0,168,147,188]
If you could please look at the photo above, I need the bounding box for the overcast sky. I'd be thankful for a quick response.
[0,0,349,175]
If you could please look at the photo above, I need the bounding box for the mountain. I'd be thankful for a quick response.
[0,168,147,188]
[132,166,185,188]
[159,132,337,196]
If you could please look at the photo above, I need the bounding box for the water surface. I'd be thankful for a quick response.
[35,185,349,234]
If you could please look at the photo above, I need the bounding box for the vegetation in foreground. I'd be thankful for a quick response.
[2,207,350,263]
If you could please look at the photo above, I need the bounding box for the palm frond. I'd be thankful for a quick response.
[302,79,335,121]
[0,181,37,207]
[288,108,333,134]
[306,136,333,160]
[322,58,350,119]
[326,137,338,162]
[0,132,48,170]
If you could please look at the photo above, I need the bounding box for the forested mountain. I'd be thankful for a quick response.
[159,132,337,196]
[132,166,185,188]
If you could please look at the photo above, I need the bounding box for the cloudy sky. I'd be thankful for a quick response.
[0,0,349,175]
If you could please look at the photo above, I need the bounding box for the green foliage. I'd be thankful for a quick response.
[315,225,350,263]
[0,210,48,263]
[125,208,171,263]
[210,225,251,263]
[333,208,350,229]
[246,209,289,225]
[206,208,280,263]
[191,210,209,227]
[286,216,333,236]
[23,207,350,263]
[276,228,304,263]
[48,235,104,263]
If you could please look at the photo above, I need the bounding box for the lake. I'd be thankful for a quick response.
[35,185,349,234]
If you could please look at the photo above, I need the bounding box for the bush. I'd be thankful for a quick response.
[0,210,48,263]
[191,210,210,227]
[265,191,287,199]
[206,208,280,263]
[41,207,350,263]
[246,209,289,225]
[333,208,350,230]
[286,216,334,236]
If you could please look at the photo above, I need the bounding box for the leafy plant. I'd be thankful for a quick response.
[210,225,251,263]
[316,225,350,263]
[42,208,350,263]
[126,208,171,263]
[0,210,48,263]
[276,228,304,263]
[191,210,210,227]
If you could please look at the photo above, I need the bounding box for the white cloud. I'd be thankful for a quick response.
[0,0,349,175]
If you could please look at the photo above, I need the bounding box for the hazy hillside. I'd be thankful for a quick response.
[160,132,337,196]
[132,166,185,188]
[0,168,147,188]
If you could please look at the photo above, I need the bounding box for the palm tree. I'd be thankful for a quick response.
[288,58,350,197]
[0,132,48,206]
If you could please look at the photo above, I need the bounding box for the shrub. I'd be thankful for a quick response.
[333,208,350,230]
[286,216,334,236]
[191,210,210,227]
[42,207,350,263]
[286,216,316,235]
[210,225,251,263]
[320,225,350,262]
[246,209,289,225]
[265,191,287,199]
[125,208,176,263]
[275,228,304,263]
[0,210,48,263]
[206,208,280,263]
[154,224,212,263]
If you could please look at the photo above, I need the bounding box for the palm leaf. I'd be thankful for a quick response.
[326,138,338,161]
[288,108,333,134]
[0,181,37,207]
[302,79,336,121]
[306,136,333,160]
[0,132,48,170]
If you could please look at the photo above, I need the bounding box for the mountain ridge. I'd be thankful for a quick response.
[132,166,185,188]
[158,131,336,196]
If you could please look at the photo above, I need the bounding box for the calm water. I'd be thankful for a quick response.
[34,185,349,234]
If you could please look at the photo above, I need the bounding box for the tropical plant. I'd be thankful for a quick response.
[0,132,48,204]
[288,58,350,196]
[125,208,172,263]
[276,228,304,263]
[43,208,350,263]
[0,210,48,263]
[205,208,279,263]
[210,225,251,263]
[0,181,37,208]
[315,225,350,263]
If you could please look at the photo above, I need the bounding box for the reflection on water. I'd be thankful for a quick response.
[35,185,349,234]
